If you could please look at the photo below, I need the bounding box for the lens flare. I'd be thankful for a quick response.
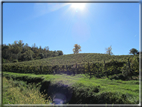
[70,3,86,10]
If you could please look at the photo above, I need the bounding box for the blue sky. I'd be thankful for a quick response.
[3,3,139,55]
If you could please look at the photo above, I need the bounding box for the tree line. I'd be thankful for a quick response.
[2,40,63,63]
[2,41,139,63]
[73,44,139,55]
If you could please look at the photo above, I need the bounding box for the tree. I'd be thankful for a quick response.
[129,48,138,55]
[17,40,24,48]
[57,50,63,56]
[2,44,10,59]
[39,46,42,52]
[106,46,113,55]
[11,41,22,60]
[21,50,34,61]
[52,50,58,57]
[73,44,81,54]
[39,53,44,59]
[22,43,29,53]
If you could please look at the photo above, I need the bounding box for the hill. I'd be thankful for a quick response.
[3,53,135,67]
[3,53,139,80]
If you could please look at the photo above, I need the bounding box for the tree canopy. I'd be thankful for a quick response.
[129,48,138,55]
[73,44,81,54]
[2,40,63,63]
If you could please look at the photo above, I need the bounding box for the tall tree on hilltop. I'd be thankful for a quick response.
[73,44,81,54]
[106,45,113,55]
[129,48,138,55]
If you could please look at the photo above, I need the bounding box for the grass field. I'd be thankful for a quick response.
[3,71,140,104]
[3,76,52,104]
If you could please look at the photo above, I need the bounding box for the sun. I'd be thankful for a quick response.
[70,3,86,10]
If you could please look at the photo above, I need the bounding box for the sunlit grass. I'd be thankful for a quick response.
[3,77,52,104]
[3,72,140,104]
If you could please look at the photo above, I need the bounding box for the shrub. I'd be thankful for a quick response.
[13,60,18,63]
[130,56,139,75]
[121,58,135,80]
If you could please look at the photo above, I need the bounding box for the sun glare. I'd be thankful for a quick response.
[70,3,86,10]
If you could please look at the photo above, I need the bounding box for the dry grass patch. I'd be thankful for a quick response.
[3,77,52,104]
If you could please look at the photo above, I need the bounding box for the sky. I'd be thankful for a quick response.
[3,2,140,55]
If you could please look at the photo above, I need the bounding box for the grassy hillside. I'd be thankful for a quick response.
[3,53,135,66]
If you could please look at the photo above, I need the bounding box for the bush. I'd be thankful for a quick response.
[130,56,139,75]
[2,64,52,74]
[13,60,18,63]
[110,74,125,80]
[121,57,138,79]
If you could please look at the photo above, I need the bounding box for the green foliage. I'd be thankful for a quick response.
[13,59,18,63]
[2,40,63,62]
[121,56,139,80]
[129,48,138,55]
[2,64,52,74]
[2,53,139,78]
[2,58,6,63]
[105,59,125,75]
[121,59,132,79]
[109,74,125,80]
[57,50,63,56]
[3,72,139,104]
[39,53,44,59]
[130,56,139,74]
[83,59,126,79]
[3,77,52,104]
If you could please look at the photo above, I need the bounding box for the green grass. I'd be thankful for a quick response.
[3,72,140,104]
[3,76,52,104]
[2,53,140,105]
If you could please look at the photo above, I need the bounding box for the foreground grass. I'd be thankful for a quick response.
[3,77,52,104]
[3,72,140,104]
[51,74,139,103]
